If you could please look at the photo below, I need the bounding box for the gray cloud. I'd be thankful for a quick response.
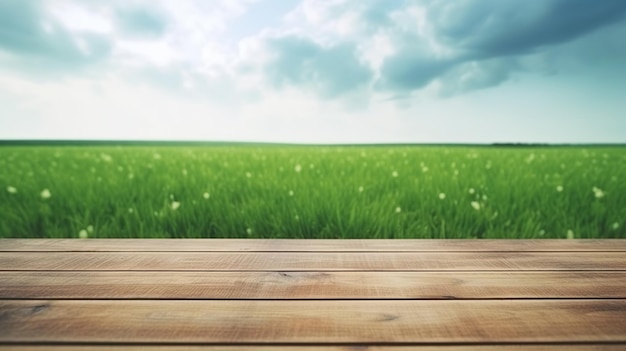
[116,7,168,38]
[436,58,518,97]
[3,0,625,101]
[262,0,626,98]
[369,0,626,95]
[359,1,405,29]
[263,36,372,98]
[325,0,406,34]
[431,0,626,57]
[376,45,456,92]
[0,0,112,73]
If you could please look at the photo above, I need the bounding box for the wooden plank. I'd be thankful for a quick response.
[1,300,625,343]
[1,239,625,252]
[2,346,626,350]
[1,252,625,271]
[1,271,625,299]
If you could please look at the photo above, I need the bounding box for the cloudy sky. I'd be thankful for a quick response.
[1,0,625,143]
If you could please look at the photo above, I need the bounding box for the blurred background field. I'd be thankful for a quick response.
[0,144,624,239]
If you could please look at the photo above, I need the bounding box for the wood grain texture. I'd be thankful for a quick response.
[2,239,625,252]
[1,252,625,271]
[1,300,625,343]
[2,239,624,348]
[1,271,625,299]
[2,346,626,350]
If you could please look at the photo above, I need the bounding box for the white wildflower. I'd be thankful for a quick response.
[203,192,210,199]
[592,187,605,199]
[438,193,446,200]
[79,229,88,239]
[468,188,475,194]
[171,201,181,210]
[395,206,402,213]
[556,185,563,192]
[40,189,51,200]
[471,201,481,210]
[7,186,17,194]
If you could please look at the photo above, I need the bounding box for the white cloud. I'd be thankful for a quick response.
[1,0,625,143]
[47,0,114,34]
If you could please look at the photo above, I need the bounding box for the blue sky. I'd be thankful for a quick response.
[1,0,625,143]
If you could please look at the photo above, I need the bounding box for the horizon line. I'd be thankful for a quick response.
[1,139,625,147]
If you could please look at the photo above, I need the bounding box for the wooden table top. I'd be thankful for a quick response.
[1,239,625,350]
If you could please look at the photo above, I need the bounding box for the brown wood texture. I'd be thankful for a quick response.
[1,271,625,299]
[0,239,624,349]
[2,238,625,252]
[2,299,626,343]
[1,251,625,271]
[3,346,626,351]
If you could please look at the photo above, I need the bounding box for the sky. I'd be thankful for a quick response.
[0,0,625,144]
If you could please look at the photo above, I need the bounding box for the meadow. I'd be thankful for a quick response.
[0,144,624,239]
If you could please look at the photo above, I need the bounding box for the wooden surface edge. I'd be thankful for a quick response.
[1,239,625,252]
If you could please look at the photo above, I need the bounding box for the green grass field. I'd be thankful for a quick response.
[0,144,624,239]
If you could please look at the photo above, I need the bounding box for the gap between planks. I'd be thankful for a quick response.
[2,345,626,350]
[2,345,626,351]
